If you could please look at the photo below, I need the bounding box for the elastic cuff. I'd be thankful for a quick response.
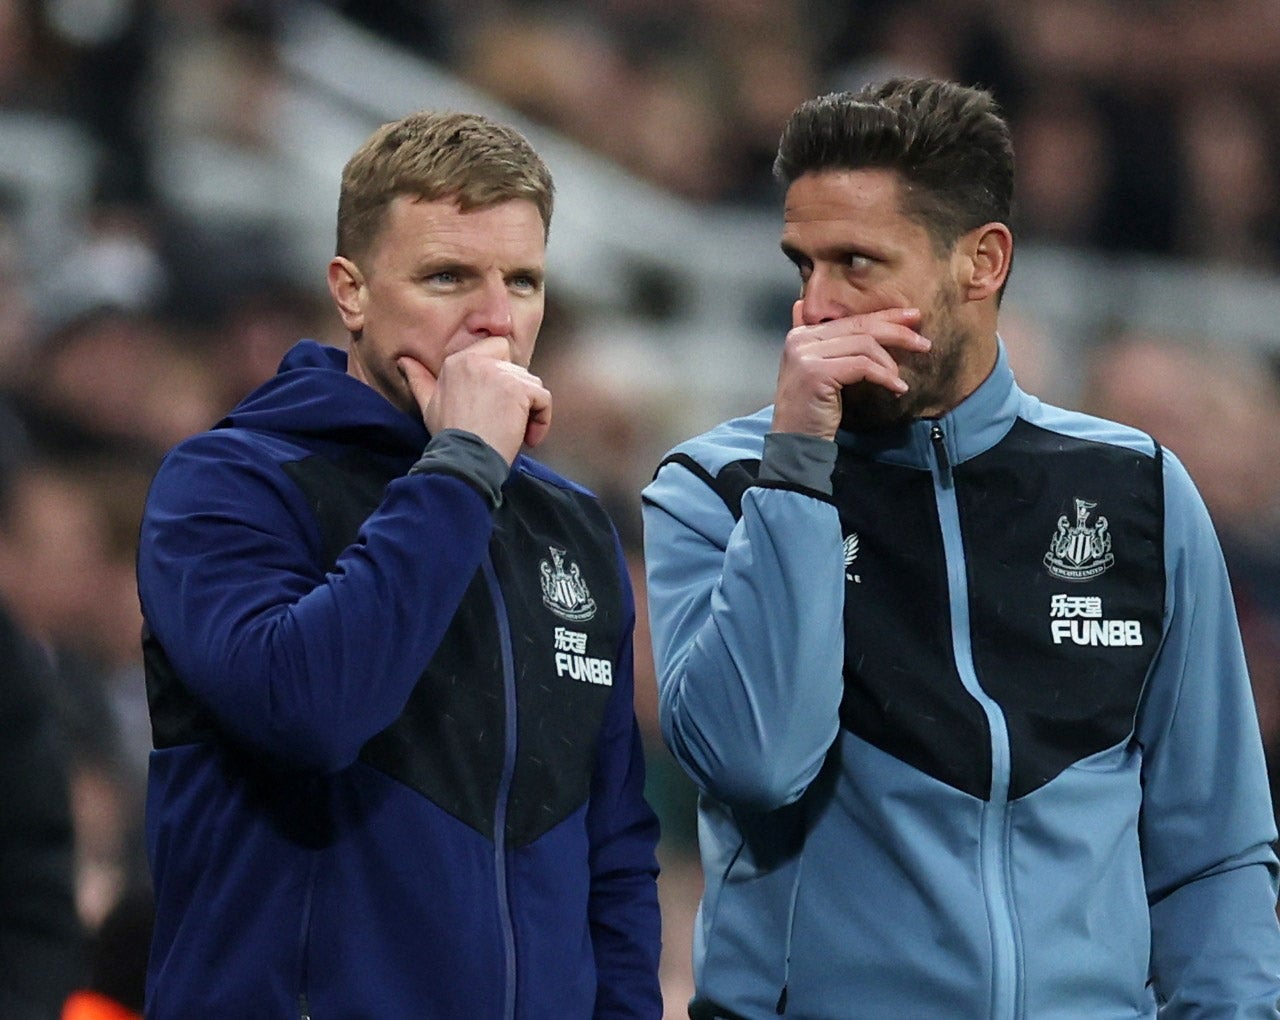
[409,429,510,508]
[759,432,836,495]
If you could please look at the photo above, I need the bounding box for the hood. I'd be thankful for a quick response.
[218,339,429,456]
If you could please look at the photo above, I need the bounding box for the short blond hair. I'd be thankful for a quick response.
[335,110,554,260]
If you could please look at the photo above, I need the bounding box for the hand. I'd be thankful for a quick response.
[770,302,930,440]
[398,338,552,464]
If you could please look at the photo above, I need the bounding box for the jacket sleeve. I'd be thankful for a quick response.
[1138,450,1280,1014]
[640,442,846,812]
[587,540,662,1019]
[136,430,499,772]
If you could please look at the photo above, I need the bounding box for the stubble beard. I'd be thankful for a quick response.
[839,282,969,432]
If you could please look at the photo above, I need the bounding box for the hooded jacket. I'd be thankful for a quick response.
[137,340,661,1019]
[641,344,1280,1018]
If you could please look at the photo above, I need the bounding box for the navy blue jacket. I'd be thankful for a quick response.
[138,340,661,1018]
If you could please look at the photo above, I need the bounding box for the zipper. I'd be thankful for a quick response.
[774,846,807,1014]
[295,844,319,1019]
[929,422,953,489]
[483,557,520,1020]
[928,423,1020,1018]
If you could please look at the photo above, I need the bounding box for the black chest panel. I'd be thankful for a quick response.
[705,418,1165,802]
[149,452,622,849]
[831,455,996,797]
[295,458,622,847]
[953,420,1164,799]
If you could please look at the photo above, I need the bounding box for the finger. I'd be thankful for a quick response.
[492,359,540,384]
[791,299,804,330]
[524,389,553,449]
[808,322,931,362]
[793,334,902,376]
[825,353,910,394]
[798,307,926,346]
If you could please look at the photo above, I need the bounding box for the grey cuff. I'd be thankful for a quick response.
[759,432,837,495]
[409,429,510,508]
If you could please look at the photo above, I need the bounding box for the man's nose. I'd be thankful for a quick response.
[799,267,849,325]
[466,278,514,337]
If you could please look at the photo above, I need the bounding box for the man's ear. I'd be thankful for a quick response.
[955,223,1013,302]
[327,256,367,334]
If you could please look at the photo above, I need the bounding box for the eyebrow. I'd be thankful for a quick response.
[415,256,473,274]
[780,242,808,265]
[413,258,545,283]
[781,240,885,266]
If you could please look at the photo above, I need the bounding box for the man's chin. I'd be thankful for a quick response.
[839,382,918,432]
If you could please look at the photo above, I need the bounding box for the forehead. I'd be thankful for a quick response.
[376,194,546,264]
[781,168,928,251]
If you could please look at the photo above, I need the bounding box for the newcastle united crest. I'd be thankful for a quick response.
[1044,498,1115,582]
[540,546,597,622]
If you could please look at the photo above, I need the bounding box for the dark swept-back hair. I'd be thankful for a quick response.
[336,110,554,261]
[774,77,1014,253]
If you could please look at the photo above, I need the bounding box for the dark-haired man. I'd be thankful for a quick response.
[643,78,1280,1017]
[138,110,661,1017]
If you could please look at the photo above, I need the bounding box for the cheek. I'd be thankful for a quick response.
[837,277,916,316]
[512,306,545,366]
[399,304,463,359]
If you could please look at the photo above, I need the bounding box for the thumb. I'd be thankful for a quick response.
[396,356,436,412]
[791,299,805,330]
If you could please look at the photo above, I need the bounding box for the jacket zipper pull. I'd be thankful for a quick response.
[299,992,311,1020]
[930,422,953,488]
[775,983,788,1013]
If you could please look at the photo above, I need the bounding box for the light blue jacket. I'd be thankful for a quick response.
[643,346,1280,1018]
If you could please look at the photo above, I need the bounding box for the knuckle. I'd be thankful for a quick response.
[783,326,812,349]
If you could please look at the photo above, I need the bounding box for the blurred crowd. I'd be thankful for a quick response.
[372,0,1280,266]
[2,0,1279,1016]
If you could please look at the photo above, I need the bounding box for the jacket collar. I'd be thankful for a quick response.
[220,339,430,457]
[835,339,1021,469]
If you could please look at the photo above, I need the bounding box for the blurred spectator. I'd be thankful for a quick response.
[13,308,225,457]
[1012,84,1111,249]
[0,199,40,377]
[0,453,146,929]
[0,594,85,1020]
[149,1,283,153]
[536,338,665,547]
[679,0,819,205]
[456,12,643,178]
[1080,330,1280,822]
[61,884,152,1020]
[0,0,67,112]
[46,0,157,206]
[38,203,168,330]
[1175,89,1280,271]
[207,276,347,409]
[823,0,974,92]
